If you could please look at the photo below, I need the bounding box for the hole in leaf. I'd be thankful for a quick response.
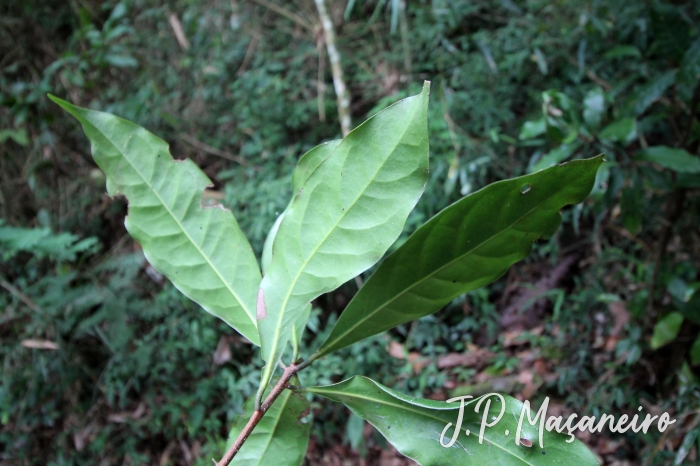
[520,183,531,194]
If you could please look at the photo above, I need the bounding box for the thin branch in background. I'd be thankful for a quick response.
[316,33,327,122]
[398,0,412,75]
[179,134,252,167]
[236,32,259,76]
[168,13,190,51]
[315,0,352,137]
[1,278,42,314]
[248,0,314,31]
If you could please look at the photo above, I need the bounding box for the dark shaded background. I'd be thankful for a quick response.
[1,0,699,464]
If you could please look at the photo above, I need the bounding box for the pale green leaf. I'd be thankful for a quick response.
[529,142,581,173]
[226,390,311,466]
[314,157,602,358]
[650,312,684,349]
[256,82,431,393]
[599,118,636,145]
[304,376,598,465]
[636,146,700,174]
[519,118,546,140]
[49,95,262,344]
[261,140,341,275]
[583,87,605,128]
[291,303,311,361]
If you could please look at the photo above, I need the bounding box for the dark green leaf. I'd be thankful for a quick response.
[690,337,700,366]
[314,157,603,358]
[677,39,700,101]
[49,95,262,344]
[603,45,641,59]
[305,376,598,465]
[257,83,431,392]
[630,70,676,116]
[637,146,700,174]
[226,390,311,466]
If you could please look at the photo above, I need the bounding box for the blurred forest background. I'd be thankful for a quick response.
[1,0,700,464]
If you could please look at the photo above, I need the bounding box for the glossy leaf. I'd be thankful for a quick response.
[314,156,602,358]
[305,376,598,465]
[636,146,700,174]
[650,312,684,349]
[261,140,342,275]
[257,83,431,391]
[49,95,262,344]
[226,390,310,466]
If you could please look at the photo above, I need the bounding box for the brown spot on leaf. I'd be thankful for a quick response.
[256,288,267,320]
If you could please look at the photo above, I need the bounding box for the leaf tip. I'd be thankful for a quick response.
[422,80,431,96]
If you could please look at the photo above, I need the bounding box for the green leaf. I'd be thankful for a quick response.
[104,54,138,68]
[583,87,605,128]
[49,95,262,344]
[650,312,684,350]
[291,303,311,361]
[599,118,636,145]
[690,336,700,366]
[257,82,431,393]
[518,118,546,140]
[262,140,342,275]
[677,39,700,101]
[620,171,643,234]
[603,45,641,59]
[529,142,581,173]
[636,146,700,174]
[226,390,311,466]
[314,156,602,358]
[630,70,677,116]
[304,376,598,465]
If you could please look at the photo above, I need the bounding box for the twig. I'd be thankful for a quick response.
[1,278,42,314]
[215,363,300,466]
[680,81,700,148]
[168,13,191,51]
[248,0,314,31]
[646,189,686,316]
[179,134,251,167]
[236,33,259,76]
[566,56,612,90]
[315,0,352,136]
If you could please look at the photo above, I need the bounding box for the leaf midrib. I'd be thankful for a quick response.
[264,98,422,368]
[309,387,536,465]
[86,117,257,331]
[320,180,576,354]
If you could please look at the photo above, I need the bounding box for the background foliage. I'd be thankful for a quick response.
[1,0,699,464]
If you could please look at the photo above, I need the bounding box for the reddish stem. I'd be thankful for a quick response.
[215,363,300,466]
